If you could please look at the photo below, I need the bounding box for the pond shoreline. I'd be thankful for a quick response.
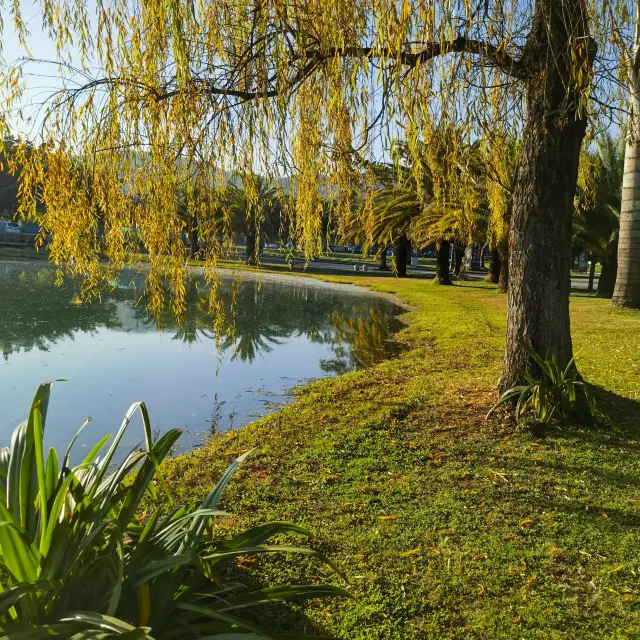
[1,256,408,458]
[153,276,640,639]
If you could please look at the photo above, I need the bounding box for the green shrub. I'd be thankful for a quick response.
[488,342,597,425]
[0,383,349,638]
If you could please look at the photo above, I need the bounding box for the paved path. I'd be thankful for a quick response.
[257,254,599,292]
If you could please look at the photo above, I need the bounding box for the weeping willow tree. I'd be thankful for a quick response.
[0,0,633,387]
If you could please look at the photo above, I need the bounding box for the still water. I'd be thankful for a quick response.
[0,260,403,460]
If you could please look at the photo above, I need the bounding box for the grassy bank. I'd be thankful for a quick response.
[155,275,640,639]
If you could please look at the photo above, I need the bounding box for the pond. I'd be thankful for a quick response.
[0,260,404,461]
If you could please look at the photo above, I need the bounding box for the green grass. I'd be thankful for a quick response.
[154,276,640,639]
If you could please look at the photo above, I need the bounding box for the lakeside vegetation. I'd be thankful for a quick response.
[2,0,640,636]
[152,274,640,639]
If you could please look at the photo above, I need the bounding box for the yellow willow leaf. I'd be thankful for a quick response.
[399,547,421,557]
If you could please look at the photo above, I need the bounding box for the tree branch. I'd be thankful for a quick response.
[151,36,528,103]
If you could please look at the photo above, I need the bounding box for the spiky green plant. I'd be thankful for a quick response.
[488,343,598,425]
[0,383,349,639]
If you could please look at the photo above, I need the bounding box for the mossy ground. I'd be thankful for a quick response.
[155,274,640,639]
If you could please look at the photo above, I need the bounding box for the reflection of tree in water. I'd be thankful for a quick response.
[320,310,405,374]
[138,279,216,345]
[0,265,124,360]
[136,277,400,366]
[1,264,402,370]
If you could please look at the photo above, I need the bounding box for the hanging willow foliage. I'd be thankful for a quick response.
[0,0,634,319]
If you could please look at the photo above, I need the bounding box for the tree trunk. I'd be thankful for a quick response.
[487,246,501,284]
[501,0,592,390]
[453,243,466,276]
[379,248,389,271]
[497,241,509,293]
[613,1,640,308]
[613,122,640,306]
[189,214,199,259]
[597,245,618,298]
[435,240,452,285]
[245,227,257,265]
[587,253,596,292]
[394,236,409,277]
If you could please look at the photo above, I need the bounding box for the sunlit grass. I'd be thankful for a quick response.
[155,274,640,639]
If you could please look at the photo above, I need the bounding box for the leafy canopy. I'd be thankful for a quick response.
[0,0,634,313]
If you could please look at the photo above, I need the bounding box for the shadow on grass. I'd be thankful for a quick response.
[219,561,338,638]
[591,385,640,436]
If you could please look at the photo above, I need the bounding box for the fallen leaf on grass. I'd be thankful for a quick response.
[519,519,533,529]
[477,585,486,597]
[608,565,625,574]
[399,547,421,557]
[378,515,398,521]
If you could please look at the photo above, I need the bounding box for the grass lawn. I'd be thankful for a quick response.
[155,274,640,639]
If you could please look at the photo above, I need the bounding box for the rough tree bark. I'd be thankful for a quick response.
[435,240,452,285]
[501,0,593,390]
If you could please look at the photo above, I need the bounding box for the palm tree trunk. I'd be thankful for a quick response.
[453,243,466,276]
[245,227,257,265]
[497,241,509,293]
[435,240,452,285]
[598,244,618,297]
[189,213,199,259]
[613,18,640,310]
[486,247,501,284]
[587,253,596,292]
[379,248,389,271]
[393,236,408,277]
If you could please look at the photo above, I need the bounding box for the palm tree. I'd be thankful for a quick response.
[613,2,640,308]
[364,185,423,278]
[345,133,487,282]
[574,134,624,298]
[227,176,280,265]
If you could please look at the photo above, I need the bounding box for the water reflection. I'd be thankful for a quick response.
[321,310,405,375]
[0,260,404,455]
[109,271,405,370]
[0,265,124,359]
